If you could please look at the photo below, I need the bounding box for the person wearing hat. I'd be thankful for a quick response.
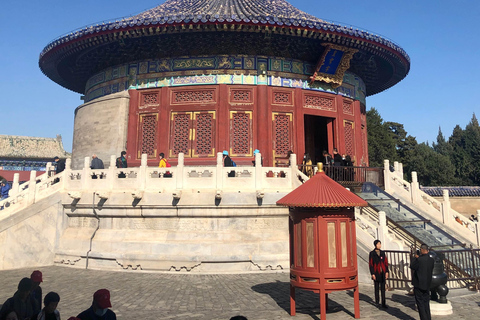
[33,292,60,320]
[369,240,389,309]
[251,149,263,167]
[0,179,10,200]
[29,271,43,315]
[222,151,235,177]
[77,289,116,320]
[0,277,34,320]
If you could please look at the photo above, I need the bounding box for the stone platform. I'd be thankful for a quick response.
[0,266,478,319]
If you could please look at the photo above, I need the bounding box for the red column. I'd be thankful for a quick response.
[334,95,345,154]
[353,100,363,165]
[217,84,229,154]
[257,85,269,165]
[158,87,170,164]
[126,89,138,163]
[295,88,305,166]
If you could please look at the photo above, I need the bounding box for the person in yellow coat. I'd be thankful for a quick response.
[301,153,313,178]
[158,153,172,177]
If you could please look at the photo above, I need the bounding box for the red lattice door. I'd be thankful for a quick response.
[272,112,293,164]
[170,112,193,158]
[229,111,253,156]
[192,111,216,157]
[137,113,158,159]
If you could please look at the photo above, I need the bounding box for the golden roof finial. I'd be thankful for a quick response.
[317,162,323,172]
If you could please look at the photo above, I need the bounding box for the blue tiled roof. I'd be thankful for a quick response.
[39,0,408,62]
[421,186,480,197]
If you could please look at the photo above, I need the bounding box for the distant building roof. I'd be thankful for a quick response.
[0,134,69,160]
[277,170,368,208]
[421,186,480,197]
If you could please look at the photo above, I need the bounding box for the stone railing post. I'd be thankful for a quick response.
[255,152,263,190]
[383,160,391,192]
[108,155,116,190]
[378,211,387,245]
[477,210,480,246]
[176,153,184,190]
[441,190,452,224]
[393,161,399,174]
[290,153,297,188]
[216,152,223,190]
[45,162,52,177]
[411,171,419,204]
[27,171,37,205]
[138,154,148,191]
[63,158,72,190]
[398,162,404,178]
[82,157,91,190]
[11,173,20,197]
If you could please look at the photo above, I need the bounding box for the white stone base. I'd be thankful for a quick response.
[430,300,453,316]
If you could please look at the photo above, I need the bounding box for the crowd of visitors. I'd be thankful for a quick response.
[0,271,116,320]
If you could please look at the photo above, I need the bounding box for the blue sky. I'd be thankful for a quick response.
[1,0,479,152]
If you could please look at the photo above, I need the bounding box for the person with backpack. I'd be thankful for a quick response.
[222,150,236,177]
[115,151,128,178]
[158,153,172,178]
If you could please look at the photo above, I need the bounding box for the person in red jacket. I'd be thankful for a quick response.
[369,239,389,309]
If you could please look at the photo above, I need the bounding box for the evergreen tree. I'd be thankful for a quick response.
[449,124,474,184]
[366,108,397,167]
[432,127,453,156]
[406,143,458,186]
[463,113,480,184]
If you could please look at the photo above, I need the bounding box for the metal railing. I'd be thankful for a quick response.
[296,165,384,188]
[384,247,480,290]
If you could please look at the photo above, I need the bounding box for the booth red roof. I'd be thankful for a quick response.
[277,171,368,208]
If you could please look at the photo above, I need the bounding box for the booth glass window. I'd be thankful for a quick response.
[295,222,302,267]
[327,221,336,268]
[340,221,348,268]
[306,221,315,268]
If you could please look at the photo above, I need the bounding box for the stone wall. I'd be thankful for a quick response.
[0,193,65,270]
[72,91,130,169]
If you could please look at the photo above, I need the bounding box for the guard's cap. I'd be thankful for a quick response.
[93,289,112,309]
[31,270,43,282]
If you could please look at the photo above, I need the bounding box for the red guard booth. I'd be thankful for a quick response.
[277,164,368,319]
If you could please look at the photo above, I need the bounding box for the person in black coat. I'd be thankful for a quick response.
[369,239,389,308]
[222,151,235,177]
[54,157,65,174]
[410,244,435,320]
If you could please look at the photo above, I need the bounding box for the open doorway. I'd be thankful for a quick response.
[304,115,332,165]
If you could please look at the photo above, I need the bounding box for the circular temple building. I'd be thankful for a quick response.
[39,0,409,169]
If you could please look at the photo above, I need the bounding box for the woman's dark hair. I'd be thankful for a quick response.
[44,291,60,306]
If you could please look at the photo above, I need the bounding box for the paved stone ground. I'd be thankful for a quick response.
[0,266,479,319]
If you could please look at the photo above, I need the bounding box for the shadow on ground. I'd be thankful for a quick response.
[252,281,356,319]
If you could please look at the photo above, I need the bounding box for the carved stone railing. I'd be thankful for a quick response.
[0,152,304,218]
[383,159,480,247]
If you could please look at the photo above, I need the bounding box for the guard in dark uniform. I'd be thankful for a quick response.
[410,243,435,320]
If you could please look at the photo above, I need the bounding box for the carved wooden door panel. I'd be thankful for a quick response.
[229,111,253,157]
[137,113,158,159]
[169,112,193,158]
[272,112,293,165]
